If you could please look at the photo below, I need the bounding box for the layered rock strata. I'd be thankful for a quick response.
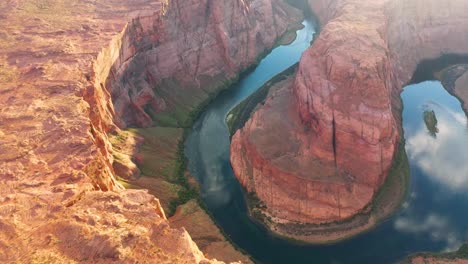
[102,0,303,129]
[231,0,468,240]
[0,0,300,262]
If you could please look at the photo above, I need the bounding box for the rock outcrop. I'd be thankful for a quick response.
[0,0,301,262]
[231,0,468,240]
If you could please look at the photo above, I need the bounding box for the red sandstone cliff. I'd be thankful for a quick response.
[231,0,468,236]
[101,0,302,129]
[0,0,300,262]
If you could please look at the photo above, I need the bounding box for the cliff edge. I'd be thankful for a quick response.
[0,0,301,262]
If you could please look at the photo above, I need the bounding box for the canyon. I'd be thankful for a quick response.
[2,0,468,262]
[0,0,302,262]
[231,0,468,242]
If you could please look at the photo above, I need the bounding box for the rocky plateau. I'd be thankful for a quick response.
[0,0,302,262]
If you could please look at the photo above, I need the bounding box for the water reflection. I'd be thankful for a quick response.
[404,81,468,192]
[396,80,468,253]
[184,24,468,262]
[394,211,463,252]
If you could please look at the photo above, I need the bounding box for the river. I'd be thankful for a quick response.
[184,19,468,264]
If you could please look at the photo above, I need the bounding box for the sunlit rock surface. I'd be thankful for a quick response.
[0,0,301,262]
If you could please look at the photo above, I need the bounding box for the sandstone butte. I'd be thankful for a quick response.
[0,0,303,262]
[231,0,468,243]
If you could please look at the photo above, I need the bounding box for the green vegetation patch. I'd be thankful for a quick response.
[114,126,198,216]
[370,138,410,220]
[130,127,183,181]
[239,91,411,243]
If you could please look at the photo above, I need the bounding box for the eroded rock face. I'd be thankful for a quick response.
[103,0,302,128]
[231,0,468,232]
[386,0,468,85]
[1,190,216,263]
[232,0,399,226]
[0,0,300,262]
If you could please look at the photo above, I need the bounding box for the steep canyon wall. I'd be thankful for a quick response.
[102,0,302,129]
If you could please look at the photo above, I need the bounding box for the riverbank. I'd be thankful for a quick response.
[113,126,252,262]
[436,63,468,116]
[228,66,410,243]
[245,107,408,244]
[404,244,468,264]
[109,12,308,263]
[227,64,299,135]
[227,56,468,245]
